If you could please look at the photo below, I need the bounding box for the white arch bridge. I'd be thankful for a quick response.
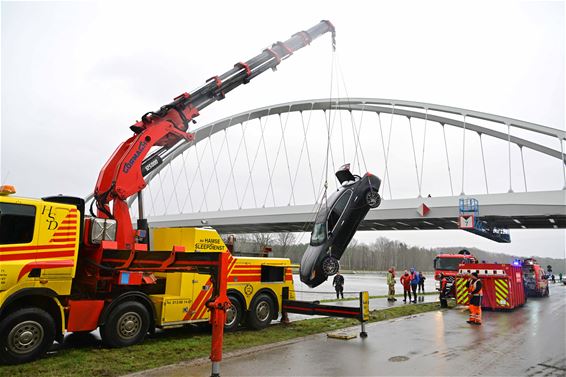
[113,98,566,240]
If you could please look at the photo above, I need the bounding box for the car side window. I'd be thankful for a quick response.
[327,191,352,231]
[0,203,36,245]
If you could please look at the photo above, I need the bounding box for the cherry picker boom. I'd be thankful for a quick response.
[93,20,336,251]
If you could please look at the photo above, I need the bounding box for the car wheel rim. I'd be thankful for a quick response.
[366,191,380,207]
[8,320,44,355]
[256,301,270,322]
[322,257,339,275]
[225,306,237,327]
[117,312,142,340]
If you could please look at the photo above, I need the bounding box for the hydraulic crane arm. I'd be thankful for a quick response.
[93,20,335,249]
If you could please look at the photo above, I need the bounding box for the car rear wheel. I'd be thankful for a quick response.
[366,190,381,208]
[322,256,340,276]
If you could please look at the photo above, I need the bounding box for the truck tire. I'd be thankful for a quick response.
[247,294,275,330]
[224,295,243,332]
[100,301,150,348]
[0,307,55,364]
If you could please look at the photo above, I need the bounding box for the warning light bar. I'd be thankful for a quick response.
[0,185,16,195]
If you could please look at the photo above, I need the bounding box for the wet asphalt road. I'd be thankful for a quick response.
[136,284,566,377]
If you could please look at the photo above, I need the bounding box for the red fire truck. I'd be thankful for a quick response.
[455,263,526,310]
[433,249,478,297]
[521,258,549,297]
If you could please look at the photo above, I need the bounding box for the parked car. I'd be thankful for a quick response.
[300,165,382,288]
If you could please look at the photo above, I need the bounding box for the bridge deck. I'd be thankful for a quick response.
[147,190,566,234]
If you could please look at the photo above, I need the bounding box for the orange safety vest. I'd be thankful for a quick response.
[468,279,483,296]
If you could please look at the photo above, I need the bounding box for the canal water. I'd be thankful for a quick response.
[291,272,437,301]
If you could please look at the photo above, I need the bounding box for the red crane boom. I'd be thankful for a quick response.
[93,21,336,249]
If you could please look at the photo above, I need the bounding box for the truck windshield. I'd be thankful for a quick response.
[434,257,465,271]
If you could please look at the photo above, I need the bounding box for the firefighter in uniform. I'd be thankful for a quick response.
[439,273,448,308]
[466,272,483,325]
[387,267,397,302]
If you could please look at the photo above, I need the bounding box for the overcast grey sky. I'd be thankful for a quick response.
[1,1,564,259]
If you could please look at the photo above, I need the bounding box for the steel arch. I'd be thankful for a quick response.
[142,98,566,188]
[84,98,565,205]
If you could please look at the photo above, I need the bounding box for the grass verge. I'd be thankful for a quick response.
[0,302,447,377]
[319,291,438,303]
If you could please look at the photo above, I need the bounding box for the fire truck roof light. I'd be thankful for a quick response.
[0,185,16,195]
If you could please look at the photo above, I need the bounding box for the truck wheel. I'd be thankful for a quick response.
[247,294,275,330]
[0,307,55,364]
[224,295,243,332]
[366,190,381,208]
[101,301,150,348]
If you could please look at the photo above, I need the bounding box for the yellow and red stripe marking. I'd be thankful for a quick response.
[228,265,261,283]
[494,279,510,307]
[49,210,78,243]
[455,279,469,305]
[184,257,238,321]
[17,259,75,281]
[0,243,76,262]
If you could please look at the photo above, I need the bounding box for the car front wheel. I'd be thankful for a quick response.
[366,190,381,208]
[322,256,340,276]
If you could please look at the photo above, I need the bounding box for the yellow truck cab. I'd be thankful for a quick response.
[0,188,295,364]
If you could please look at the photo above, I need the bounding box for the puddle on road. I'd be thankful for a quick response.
[388,356,410,362]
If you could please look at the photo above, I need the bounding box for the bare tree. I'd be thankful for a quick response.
[252,233,273,253]
[274,232,297,257]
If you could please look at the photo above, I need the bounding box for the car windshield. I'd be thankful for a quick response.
[310,222,327,246]
[434,257,465,271]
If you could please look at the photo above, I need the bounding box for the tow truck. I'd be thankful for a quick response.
[0,20,336,366]
[433,249,478,298]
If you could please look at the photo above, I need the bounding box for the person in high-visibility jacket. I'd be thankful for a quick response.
[387,267,397,302]
[466,272,483,325]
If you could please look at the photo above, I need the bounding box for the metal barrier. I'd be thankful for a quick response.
[281,287,370,337]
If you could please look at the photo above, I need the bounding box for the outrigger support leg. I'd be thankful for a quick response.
[207,252,231,377]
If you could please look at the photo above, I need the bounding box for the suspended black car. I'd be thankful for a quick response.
[300,164,382,288]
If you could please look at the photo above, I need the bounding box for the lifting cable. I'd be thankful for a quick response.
[322,37,337,216]
[296,37,337,245]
